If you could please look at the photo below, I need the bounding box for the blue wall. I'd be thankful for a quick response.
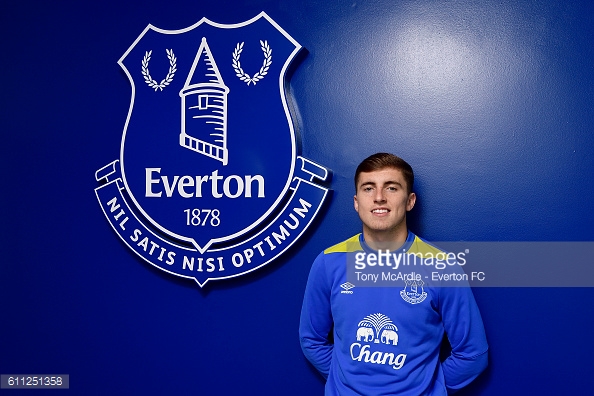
[2,0,593,394]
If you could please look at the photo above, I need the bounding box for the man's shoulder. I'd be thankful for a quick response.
[323,234,362,255]
[408,234,448,256]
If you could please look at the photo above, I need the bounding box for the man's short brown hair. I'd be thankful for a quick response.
[354,153,414,194]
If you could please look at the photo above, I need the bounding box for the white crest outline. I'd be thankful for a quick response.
[118,12,301,253]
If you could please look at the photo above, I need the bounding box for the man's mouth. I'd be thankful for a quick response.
[372,208,389,214]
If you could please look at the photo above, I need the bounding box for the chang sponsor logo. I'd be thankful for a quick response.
[350,313,407,370]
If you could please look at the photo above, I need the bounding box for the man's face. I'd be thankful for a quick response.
[354,167,416,242]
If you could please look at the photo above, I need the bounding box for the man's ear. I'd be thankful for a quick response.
[354,194,359,213]
[406,192,416,211]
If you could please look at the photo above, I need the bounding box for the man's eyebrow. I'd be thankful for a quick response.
[385,180,404,187]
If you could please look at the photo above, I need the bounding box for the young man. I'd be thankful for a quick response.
[299,153,488,395]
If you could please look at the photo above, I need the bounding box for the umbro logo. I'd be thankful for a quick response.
[340,282,355,294]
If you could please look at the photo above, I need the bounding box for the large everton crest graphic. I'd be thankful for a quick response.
[95,13,330,287]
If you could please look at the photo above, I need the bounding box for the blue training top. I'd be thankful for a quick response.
[299,231,488,395]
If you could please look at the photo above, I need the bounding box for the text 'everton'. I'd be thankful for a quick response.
[145,168,265,198]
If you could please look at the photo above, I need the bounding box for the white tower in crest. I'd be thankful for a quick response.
[180,37,230,165]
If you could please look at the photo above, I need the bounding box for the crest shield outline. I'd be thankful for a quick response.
[95,12,330,286]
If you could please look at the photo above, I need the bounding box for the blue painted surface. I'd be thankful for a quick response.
[1,0,593,394]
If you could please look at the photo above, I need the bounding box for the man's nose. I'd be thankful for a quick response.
[374,189,386,202]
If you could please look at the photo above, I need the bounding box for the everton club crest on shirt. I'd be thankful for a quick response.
[95,12,330,287]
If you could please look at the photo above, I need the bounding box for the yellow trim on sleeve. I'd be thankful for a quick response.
[408,236,446,256]
[324,234,363,254]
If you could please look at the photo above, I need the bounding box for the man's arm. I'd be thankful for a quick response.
[439,285,489,392]
[299,252,334,378]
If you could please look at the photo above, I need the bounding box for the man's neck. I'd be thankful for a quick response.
[362,227,409,251]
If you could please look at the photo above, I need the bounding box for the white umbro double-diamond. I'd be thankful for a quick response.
[340,282,355,294]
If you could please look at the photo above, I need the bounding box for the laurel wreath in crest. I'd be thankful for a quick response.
[141,49,177,91]
[232,40,272,86]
